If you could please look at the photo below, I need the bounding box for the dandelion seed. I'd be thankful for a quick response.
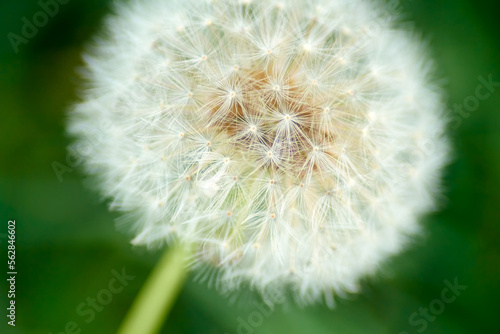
[69,0,449,306]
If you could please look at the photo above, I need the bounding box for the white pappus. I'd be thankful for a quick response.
[68,0,449,307]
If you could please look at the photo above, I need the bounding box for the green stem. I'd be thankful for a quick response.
[117,243,189,334]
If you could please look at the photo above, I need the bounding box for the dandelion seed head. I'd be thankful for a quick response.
[69,0,449,306]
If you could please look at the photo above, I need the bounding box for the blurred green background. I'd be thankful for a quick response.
[0,0,499,333]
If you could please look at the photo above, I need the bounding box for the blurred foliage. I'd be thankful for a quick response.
[0,0,499,333]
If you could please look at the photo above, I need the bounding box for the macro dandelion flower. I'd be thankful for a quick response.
[69,0,449,307]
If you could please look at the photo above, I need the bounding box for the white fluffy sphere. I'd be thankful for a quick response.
[69,0,449,306]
